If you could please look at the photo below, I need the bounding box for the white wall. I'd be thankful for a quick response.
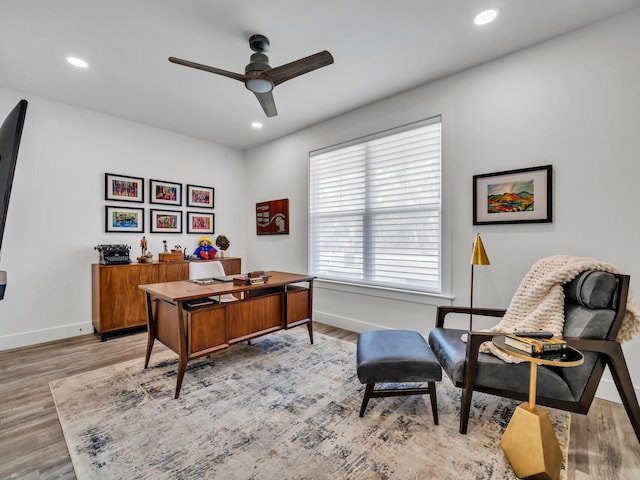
[244,8,640,402]
[0,91,246,349]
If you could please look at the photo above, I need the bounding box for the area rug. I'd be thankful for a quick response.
[50,329,569,479]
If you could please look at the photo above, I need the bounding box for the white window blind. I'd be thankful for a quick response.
[309,117,442,292]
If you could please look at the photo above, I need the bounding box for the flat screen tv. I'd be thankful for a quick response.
[0,99,28,253]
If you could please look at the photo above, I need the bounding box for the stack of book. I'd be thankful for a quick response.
[504,334,567,356]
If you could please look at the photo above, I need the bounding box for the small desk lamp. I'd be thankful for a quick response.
[469,234,490,330]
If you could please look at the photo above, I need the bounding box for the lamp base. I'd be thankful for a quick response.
[500,403,562,480]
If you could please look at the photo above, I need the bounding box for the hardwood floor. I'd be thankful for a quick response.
[0,323,638,479]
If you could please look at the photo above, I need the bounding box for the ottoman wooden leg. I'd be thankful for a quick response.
[359,383,375,417]
[428,381,439,425]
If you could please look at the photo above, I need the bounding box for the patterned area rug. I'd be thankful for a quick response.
[50,329,569,479]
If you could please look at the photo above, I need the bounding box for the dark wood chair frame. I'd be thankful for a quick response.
[433,273,640,443]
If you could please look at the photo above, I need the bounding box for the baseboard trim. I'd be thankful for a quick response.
[314,311,386,334]
[595,377,640,405]
[0,321,93,351]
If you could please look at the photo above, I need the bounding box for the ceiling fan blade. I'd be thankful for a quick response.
[168,57,247,82]
[254,91,278,117]
[266,51,334,87]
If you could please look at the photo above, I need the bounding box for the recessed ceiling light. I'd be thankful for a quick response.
[474,8,499,26]
[251,122,263,129]
[67,57,88,68]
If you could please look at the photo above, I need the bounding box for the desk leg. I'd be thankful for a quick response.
[143,292,156,369]
[307,279,314,344]
[500,363,562,480]
[307,321,314,344]
[175,355,188,399]
[174,301,188,399]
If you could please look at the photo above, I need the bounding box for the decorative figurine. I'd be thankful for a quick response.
[215,235,230,258]
[163,240,169,253]
[194,235,218,260]
[137,236,152,263]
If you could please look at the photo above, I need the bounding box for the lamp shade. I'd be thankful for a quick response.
[470,234,490,266]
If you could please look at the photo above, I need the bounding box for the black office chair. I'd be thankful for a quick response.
[428,270,640,443]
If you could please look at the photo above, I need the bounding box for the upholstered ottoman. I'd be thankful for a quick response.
[356,329,442,424]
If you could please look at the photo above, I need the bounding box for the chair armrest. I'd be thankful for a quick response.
[563,337,619,356]
[435,306,506,328]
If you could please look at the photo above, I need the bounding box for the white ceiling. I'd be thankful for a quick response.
[2,0,639,151]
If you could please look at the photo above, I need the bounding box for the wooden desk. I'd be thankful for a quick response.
[139,271,315,398]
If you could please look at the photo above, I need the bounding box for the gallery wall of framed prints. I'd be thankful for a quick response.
[103,173,215,236]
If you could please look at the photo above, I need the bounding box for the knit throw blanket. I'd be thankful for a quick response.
[473,255,640,363]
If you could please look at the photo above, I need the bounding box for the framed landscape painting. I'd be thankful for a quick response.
[105,206,144,233]
[186,184,214,209]
[149,179,182,206]
[187,211,214,234]
[150,209,182,233]
[105,173,144,203]
[473,165,552,225]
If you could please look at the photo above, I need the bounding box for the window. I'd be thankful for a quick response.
[309,117,442,293]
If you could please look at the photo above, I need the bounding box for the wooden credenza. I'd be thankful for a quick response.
[91,258,241,339]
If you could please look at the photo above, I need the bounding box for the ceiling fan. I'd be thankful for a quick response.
[169,34,334,118]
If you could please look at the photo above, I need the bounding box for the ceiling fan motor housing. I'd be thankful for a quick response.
[245,53,271,74]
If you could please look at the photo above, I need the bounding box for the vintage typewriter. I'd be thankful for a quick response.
[95,244,131,264]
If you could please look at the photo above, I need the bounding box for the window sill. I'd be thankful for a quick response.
[314,278,454,306]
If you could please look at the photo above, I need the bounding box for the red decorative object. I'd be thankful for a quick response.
[256,199,289,235]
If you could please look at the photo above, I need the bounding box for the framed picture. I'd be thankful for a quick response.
[473,165,552,225]
[150,209,182,233]
[149,179,182,206]
[256,198,289,235]
[186,184,214,209]
[105,173,144,203]
[187,211,214,234]
[105,206,144,233]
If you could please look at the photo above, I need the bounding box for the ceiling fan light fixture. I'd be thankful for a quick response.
[474,8,499,25]
[245,78,273,94]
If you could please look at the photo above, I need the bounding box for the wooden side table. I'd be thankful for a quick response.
[492,335,584,480]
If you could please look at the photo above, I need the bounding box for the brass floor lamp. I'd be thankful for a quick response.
[469,234,490,330]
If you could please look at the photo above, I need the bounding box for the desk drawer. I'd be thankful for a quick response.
[227,294,283,340]
[287,286,311,325]
[187,306,228,356]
